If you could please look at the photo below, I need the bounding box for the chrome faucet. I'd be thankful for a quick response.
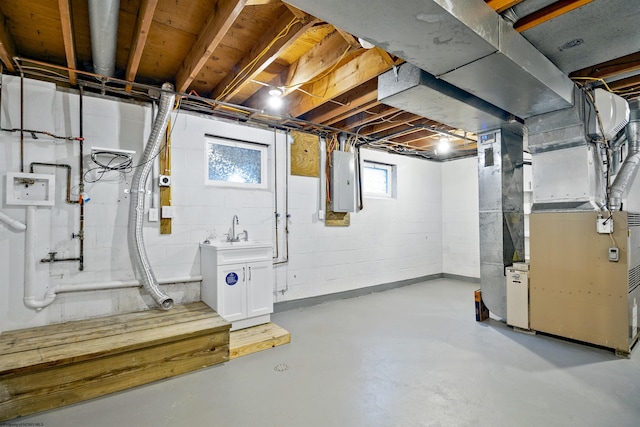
[228,215,239,242]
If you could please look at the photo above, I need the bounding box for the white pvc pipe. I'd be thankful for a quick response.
[0,211,26,231]
[23,204,203,310]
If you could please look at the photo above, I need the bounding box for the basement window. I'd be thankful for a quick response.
[205,136,267,189]
[363,160,395,198]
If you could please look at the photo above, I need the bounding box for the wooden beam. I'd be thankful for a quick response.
[570,52,640,80]
[283,3,307,20]
[302,77,378,124]
[246,0,280,5]
[282,30,354,96]
[485,0,525,13]
[125,0,159,89]
[333,105,401,131]
[359,112,420,136]
[323,100,380,127]
[57,0,77,85]
[286,48,393,118]
[514,0,594,33]
[211,10,315,102]
[608,74,640,92]
[175,0,247,93]
[334,27,360,49]
[0,10,17,72]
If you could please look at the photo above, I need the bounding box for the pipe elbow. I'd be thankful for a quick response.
[24,290,57,311]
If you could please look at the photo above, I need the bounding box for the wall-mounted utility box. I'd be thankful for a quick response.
[6,172,55,206]
[330,151,355,213]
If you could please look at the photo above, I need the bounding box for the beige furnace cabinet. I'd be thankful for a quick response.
[529,211,640,355]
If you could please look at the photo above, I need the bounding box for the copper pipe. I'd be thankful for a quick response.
[29,163,79,204]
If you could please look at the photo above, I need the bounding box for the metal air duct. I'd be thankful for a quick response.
[88,0,120,77]
[285,0,574,122]
[477,125,524,319]
[378,63,512,132]
[610,100,640,211]
[128,83,175,310]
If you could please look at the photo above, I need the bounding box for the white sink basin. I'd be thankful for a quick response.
[201,240,271,248]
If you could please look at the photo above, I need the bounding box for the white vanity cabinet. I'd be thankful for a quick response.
[200,242,273,331]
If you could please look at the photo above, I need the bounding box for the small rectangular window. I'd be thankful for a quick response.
[363,161,394,198]
[205,136,267,189]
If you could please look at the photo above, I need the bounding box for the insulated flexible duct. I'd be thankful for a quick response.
[128,83,175,309]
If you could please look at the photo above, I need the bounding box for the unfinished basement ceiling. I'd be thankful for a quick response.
[0,0,638,160]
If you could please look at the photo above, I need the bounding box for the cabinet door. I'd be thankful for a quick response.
[246,261,273,318]
[216,263,247,321]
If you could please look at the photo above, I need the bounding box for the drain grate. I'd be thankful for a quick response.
[274,363,289,372]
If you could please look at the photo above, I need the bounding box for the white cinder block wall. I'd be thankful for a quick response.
[0,76,478,333]
[441,158,480,278]
[275,148,443,301]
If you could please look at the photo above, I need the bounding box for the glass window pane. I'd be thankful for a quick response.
[208,144,262,184]
[205,138,267,189]
[363,165,389,195]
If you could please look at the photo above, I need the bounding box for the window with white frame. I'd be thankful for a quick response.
[362,160,395,198]
[205,136,267,189]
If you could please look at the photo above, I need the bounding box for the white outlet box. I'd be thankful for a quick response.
[161,206,174,219]
[148,208,159,222]
[597,217,613,234]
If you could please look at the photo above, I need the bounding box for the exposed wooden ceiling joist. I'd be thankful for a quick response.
[323,100,380,127]
[211,9,316,102]
[125,0,159,89]
[286,48,393,118]
[0,9,16,72]
[608,75,640,92]
[246,0,280,5]
[514,0,594,33]
[282,29,356,97]
[301,77,378,124]
[485,0,525,13]
[570,51,640,80]
[332,105,401,131]
[359,112,420,136]
[175,0,248,93]
[57,0,76,85]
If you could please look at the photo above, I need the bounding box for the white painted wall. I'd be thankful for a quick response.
[441,157,480,278]
[0,76,452,333]
[275,148,443,301]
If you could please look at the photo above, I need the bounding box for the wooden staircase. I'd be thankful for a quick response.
[0,302,230,421]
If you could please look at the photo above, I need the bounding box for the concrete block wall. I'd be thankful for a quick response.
[0,75,479,332]
[441,157,480,278]
[275,148,443,301]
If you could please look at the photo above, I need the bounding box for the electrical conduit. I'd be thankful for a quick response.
[128,83,175,310]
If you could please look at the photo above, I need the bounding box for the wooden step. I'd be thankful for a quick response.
[229,322,290,359]
[0,302,230,422]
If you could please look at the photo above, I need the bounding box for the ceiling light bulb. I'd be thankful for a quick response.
[437,137,451,154]
[267,95,283,109]
[268,87,283,97]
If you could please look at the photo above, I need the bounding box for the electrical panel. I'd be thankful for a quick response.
[330,151,355,213]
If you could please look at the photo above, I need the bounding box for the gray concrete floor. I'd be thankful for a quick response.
[18,279,640,427]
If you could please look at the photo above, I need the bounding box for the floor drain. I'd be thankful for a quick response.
[274,363,289,372]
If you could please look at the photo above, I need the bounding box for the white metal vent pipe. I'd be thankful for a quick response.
[610,105,640,211]
[127,83,175,310]
[88,0,120,77]
[0,211,26,231]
